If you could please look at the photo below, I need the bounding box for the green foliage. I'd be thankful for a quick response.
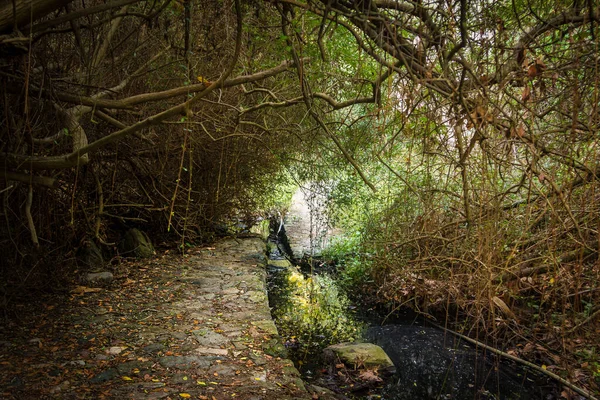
[269,268,363,362]
[249,170,297,215]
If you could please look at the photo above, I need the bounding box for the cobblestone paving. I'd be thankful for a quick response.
[0,236,336,399]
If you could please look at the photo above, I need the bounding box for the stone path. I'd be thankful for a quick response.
[0,236,336,399]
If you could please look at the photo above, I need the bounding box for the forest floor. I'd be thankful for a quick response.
[0,236,337,399]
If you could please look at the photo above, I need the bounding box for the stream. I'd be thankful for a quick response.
[266,187,561,399]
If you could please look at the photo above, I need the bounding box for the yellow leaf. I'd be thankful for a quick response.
[183,376,188,381]
[197,381,206,386]
[179,394,191,398]
[122,376,133,381]
[549,277,555,284]
[542,365,547,370]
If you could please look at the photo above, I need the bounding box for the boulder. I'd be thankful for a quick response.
[324,342,396,375]
[81,271,113,287]
[76,239,104,269]
[119,228,154,258]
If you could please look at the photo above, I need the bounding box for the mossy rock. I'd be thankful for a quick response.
[250,219,270,240]
[267,259,292,268]
[76,239,104,270]
[119,228,155,258]
[262,338,288,358]
[324,342,396,375]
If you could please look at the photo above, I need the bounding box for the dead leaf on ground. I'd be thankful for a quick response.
[358,369,382,382]
[70,286,102,295]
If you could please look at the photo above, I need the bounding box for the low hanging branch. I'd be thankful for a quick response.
[280,5,377,192]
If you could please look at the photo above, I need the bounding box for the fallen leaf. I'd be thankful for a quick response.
[179,394,191,398]
[522,86,531,102]
[70,286,102,295]
[358,369,382,382]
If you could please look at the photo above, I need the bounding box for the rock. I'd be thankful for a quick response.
[252,371,267,381]
[116,360,153,374]
[90,368,119,383]
[267,259,292,268]
[81,271,113,286]
[158,355,216,369]
[138,382,166,389]
[324,342,396,375]
[142,343,166,354]
[195,347,229,356]
[251,320,278,335]
[208,364,238,376]
[306,384,336,398]
[107,346,125,355]
[170,332,188,341]
[242,252,267,263]
[119,228,155,258]
[250,219,270,240]
[49,380,70,394]
[191,329,228,347]
[262,338,288,358]
[76,239,104,269]
[63,360,85,367]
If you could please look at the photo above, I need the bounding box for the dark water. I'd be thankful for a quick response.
[265,219,560,399]
[364,324,558,399]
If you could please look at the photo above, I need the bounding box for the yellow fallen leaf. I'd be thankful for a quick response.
[549,277,555,284]
[122,376,133,381]
[542,365,547,370]
[179,394,191,398]
[197,381,206,386]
